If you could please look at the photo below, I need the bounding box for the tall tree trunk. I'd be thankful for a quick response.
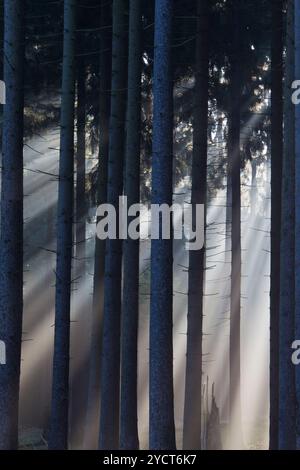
[99,0,127,450]
[75,57,86,267]
[295,0,300,451]
[269,0,283,451]
[279,0,296,450]
[228,0,243,447]
[120,0,142,450]
[225,171,232,262]
[70,56,86,450]
[0,0,25,450]
[84,0,112,450]
[149,0,176,450]
[49,0,76,450]
[250,158,257,217]
[183,0,209,451]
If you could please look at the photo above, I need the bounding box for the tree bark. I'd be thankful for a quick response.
[295,0,300,451]
[120,0,142,450]
[183,0,209,451]
[70,56,87,450]
[149,0,176,451]
[99,0,127,450]
[278,0,296,450]
[49,0,76,450]
[269,0,283,451]
[84,0,112,450]
[228,0,243,447]
[75,57,86,264]
[250,158,257,217]
[0,0,25,450]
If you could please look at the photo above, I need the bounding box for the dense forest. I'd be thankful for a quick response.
[0,0,299,454]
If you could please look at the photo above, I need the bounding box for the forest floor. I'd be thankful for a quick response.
[220,422,268,450]
[18,422,268,450]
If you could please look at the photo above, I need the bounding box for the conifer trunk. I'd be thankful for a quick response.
[120,0,142,450]
[49,0,76,450]
[278,0,296,450]
[99,0,127,450]
[183,0,209,451]
[0,0,25,450]
[149,0,176,450]
[269,0,283,451]
[84,0,112,449]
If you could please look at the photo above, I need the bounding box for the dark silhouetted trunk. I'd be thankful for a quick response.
[70,56,86,450]
[228,0,243,447]
[120,0,142,450]
[149,0,176,450]
[269,0,283,451]
[250,158,257,217]
[183,0,209,451]
[75,57,86,266]
[0,0,25,450]
[84,0,112,450]
[295,0,300,451]
[225,171,232,262]
[99,0,127,450]
[278,0,296,450]
[49,0,76,450]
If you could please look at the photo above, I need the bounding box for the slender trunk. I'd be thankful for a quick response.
[84,0,112,450]
[295,0,300,451]
[0,0,25,450]
[183,0,209,451]
[120,0,142,450]
[250,159,257,217]
[149,0,176,450]
[269,0,283,451]
[70,56,86,450]
[99,0,127,450]
[279,0,296,450]
[49,0,76,450]
[228,0,243,447]
[75,58,86,264]
[225,170,232,262]
[0,7,4,136]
